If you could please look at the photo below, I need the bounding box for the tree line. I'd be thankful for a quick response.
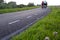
[0,0,36,9]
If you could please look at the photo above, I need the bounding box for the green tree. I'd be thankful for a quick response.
[0,3,7,9]
[0,0,8,9]
[27,3,35,7]
[8,1,17,8]
[0,0,4,3]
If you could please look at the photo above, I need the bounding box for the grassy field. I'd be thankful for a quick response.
[0,6,39,14]
[11,7,60,40]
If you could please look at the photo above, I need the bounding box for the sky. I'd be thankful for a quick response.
[4,0,60,6]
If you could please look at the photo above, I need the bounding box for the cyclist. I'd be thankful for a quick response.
[41,1,47,8]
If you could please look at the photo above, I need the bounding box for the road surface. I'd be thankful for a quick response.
[0,8,50,40]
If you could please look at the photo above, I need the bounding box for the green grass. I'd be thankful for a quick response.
[0,6,39,14]
[11,7,60,40]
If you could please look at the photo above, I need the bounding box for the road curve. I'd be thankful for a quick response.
[0,8,50,40]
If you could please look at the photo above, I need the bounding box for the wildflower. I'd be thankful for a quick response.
[44,36,50,40]
[53,31,58,37]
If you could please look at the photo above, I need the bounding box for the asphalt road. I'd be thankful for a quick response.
[0,8,50,40]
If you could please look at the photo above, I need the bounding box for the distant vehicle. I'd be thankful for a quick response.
[41,1,47,8]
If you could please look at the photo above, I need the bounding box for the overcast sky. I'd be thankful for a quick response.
[4,0,60,6]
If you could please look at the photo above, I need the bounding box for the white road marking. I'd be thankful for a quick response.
[31,23,33,24]
[9,20,20,24]
[27,16,32,18]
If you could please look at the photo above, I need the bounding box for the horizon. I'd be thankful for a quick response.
[4,0,60,6]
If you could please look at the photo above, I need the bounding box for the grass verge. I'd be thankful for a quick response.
[11,7,60,40]
[0,6,39,14]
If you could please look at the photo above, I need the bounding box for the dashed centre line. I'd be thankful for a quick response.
[9,20,20,24]
[27,16,32,18]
